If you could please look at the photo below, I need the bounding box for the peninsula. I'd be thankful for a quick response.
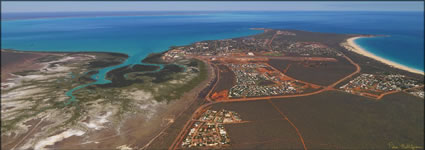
[1,29,423,150]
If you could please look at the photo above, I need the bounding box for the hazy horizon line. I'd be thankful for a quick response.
[3,10,424,13]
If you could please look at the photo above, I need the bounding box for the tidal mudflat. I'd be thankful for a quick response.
[1,49,210,150]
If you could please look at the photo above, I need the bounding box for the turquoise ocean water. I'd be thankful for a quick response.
[1,11,424,104]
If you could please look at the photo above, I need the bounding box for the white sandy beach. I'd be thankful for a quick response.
[347,37,424,75]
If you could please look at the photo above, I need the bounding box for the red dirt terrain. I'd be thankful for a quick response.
[1,50,48,82]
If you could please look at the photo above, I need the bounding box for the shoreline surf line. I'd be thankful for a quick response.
[346,36,424,75]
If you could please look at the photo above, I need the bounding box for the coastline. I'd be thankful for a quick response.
[346,37,424,75]
[1,49,129,58]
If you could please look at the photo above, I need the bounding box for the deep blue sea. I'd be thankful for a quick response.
[1,11,423,104]
[2,11,423,71]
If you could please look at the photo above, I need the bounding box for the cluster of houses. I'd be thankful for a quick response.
[164,29,339,58]
[181,40,240,56]
[340,73,422,96]
[405,86,424,99]
[286,41,339,56]
[162,49,185,62]
[408,90,424,99]
[227,63,298,97]
[230,84,296,97]
[182,109,242,148]
[276,30,296,36]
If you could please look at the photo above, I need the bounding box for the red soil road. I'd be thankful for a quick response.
[268,31,278,51]
[206,63,221,102]
[267,56,338,62]
[168,104,213,150]
[211,90,229,101]
[401,85,425,99]
[350,85,425,100]
[168,58,219,150]
[267,99,307,150]
[283,64,291,74]
[404,85,425,92]
[196,54,338,63]
[325,55,361,89]
[375,84,423,100]
[220,55,360,103]
[169,53,361,150]
[263,63,322,88]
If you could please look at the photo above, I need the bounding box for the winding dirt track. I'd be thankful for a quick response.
[169,53,361,150]
[268,31,278,51]
[267,99,308,150]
